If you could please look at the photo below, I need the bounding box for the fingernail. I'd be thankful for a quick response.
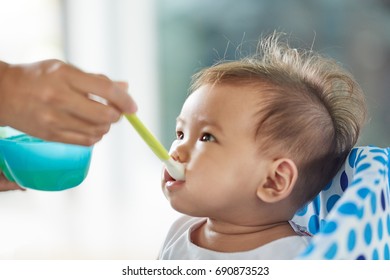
[114,81,137,113]
[115,81,129,92]
[128,97,138,113]
[122,95,138,114]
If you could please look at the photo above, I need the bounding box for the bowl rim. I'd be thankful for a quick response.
[0,135,93,149]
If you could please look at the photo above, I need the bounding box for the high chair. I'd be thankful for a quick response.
[292,146,390,259]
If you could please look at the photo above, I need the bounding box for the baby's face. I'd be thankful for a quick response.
[161,84,272,223]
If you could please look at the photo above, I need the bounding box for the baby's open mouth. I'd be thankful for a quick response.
[164,169,176,182]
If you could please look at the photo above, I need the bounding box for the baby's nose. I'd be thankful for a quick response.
[169,141,190,163]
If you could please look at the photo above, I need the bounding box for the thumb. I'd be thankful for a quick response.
[115,81,129,92]
[114,81,138,114]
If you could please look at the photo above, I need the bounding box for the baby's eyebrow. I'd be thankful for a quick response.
[176,116,185,124]
[177,116,224,135]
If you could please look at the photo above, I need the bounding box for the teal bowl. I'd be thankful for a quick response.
[0,133,93,191]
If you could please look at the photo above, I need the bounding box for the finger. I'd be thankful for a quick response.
[66,69,137,113]
[23,87,114,145]
[54,85,121,125]
[0,173,25,192]
[72,95,122,125]
[50,111,112,141]
[44,128,103,146]
[32,106,112,145]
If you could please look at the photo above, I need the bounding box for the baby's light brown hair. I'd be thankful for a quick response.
[189,33,367,209]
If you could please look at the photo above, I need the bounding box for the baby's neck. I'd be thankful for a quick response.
[191,218,297,253]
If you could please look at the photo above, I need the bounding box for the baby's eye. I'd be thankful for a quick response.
[176,131,184,140]
[200,133,216,142]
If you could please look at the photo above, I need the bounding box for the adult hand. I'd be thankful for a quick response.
[0,172,24,192]
[0,59,137,146]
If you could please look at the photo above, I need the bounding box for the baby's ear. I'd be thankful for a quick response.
[256,158,298,203]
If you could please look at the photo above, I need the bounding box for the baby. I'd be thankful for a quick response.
[159,33,367,259]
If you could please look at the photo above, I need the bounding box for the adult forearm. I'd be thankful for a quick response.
[0,61,10,126]
[0,61,9,80]
[0,60,9,85]
[0,60,8,70]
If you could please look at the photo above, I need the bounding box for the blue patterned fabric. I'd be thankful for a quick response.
[293,146,390,259]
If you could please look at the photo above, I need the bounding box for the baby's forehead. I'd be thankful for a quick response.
[180,84,265,130]
[189,82,272,99]
[187,83,280,113]
[184,84,265,112]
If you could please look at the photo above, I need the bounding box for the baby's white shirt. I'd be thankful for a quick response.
[158,215,311,260]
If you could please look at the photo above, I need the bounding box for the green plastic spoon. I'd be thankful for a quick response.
[125,114,185,181]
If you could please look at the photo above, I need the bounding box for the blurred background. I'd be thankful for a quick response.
[0,0,389,259]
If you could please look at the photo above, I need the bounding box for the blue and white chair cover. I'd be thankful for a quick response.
[293,146,390,259]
